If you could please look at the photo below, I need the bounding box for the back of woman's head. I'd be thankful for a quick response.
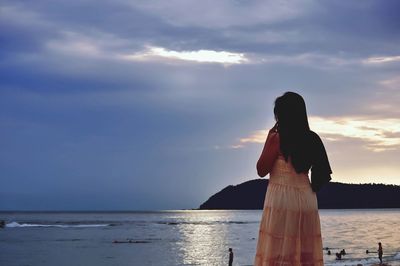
[274,92,311,173]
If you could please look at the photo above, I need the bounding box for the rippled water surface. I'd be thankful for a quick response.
[0,210,399,265]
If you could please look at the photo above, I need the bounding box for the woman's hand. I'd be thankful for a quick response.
[269,122,278,134]
[266,122,278,141]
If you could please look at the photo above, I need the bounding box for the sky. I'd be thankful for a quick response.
[1,0,400,210]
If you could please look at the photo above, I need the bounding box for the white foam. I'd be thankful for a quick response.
[6,221,109,228]
[394,252,400,260]
[325,257,380,266]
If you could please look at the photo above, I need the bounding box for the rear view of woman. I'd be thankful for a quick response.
[254,92,332,266]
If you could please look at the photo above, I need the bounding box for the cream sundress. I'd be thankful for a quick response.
[254,154,324,266]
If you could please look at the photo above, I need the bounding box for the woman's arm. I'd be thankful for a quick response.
[256,129,280,177]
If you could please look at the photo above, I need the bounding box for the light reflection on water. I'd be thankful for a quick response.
[178,222,228,265]
[174,210,247,265]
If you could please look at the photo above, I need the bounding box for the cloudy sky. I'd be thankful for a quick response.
[1,0,400,210]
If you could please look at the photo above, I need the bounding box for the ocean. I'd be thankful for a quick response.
[0,209,399,266]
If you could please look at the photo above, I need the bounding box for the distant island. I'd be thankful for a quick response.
[199,179,400,209]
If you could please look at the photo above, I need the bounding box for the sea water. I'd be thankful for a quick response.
[0,209,399,266]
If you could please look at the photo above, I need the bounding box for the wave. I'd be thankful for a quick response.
[395,252,400,259]
[326,258,379,266]
[4,220,254,228]
[155,220,256,226]
[6,221,110,228]
[325,252,400,266]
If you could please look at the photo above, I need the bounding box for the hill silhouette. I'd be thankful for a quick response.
[199,179,400,209]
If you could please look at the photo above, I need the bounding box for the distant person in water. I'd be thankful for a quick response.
[254,92,332,266]
[378,242,383,264]
[228,248,233,266]
[336,252,342,260]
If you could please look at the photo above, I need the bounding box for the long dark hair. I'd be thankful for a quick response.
[274,92,311,173]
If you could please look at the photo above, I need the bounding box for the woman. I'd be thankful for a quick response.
[254,92,332,266]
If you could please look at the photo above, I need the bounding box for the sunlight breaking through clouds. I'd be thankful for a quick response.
[363,55,400,64]
[234,117,400,152]
[310,117,400,151]
[124,46,248,65]
[45,33,250,66]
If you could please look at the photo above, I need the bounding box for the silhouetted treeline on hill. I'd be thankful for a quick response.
[199,179,400,209]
